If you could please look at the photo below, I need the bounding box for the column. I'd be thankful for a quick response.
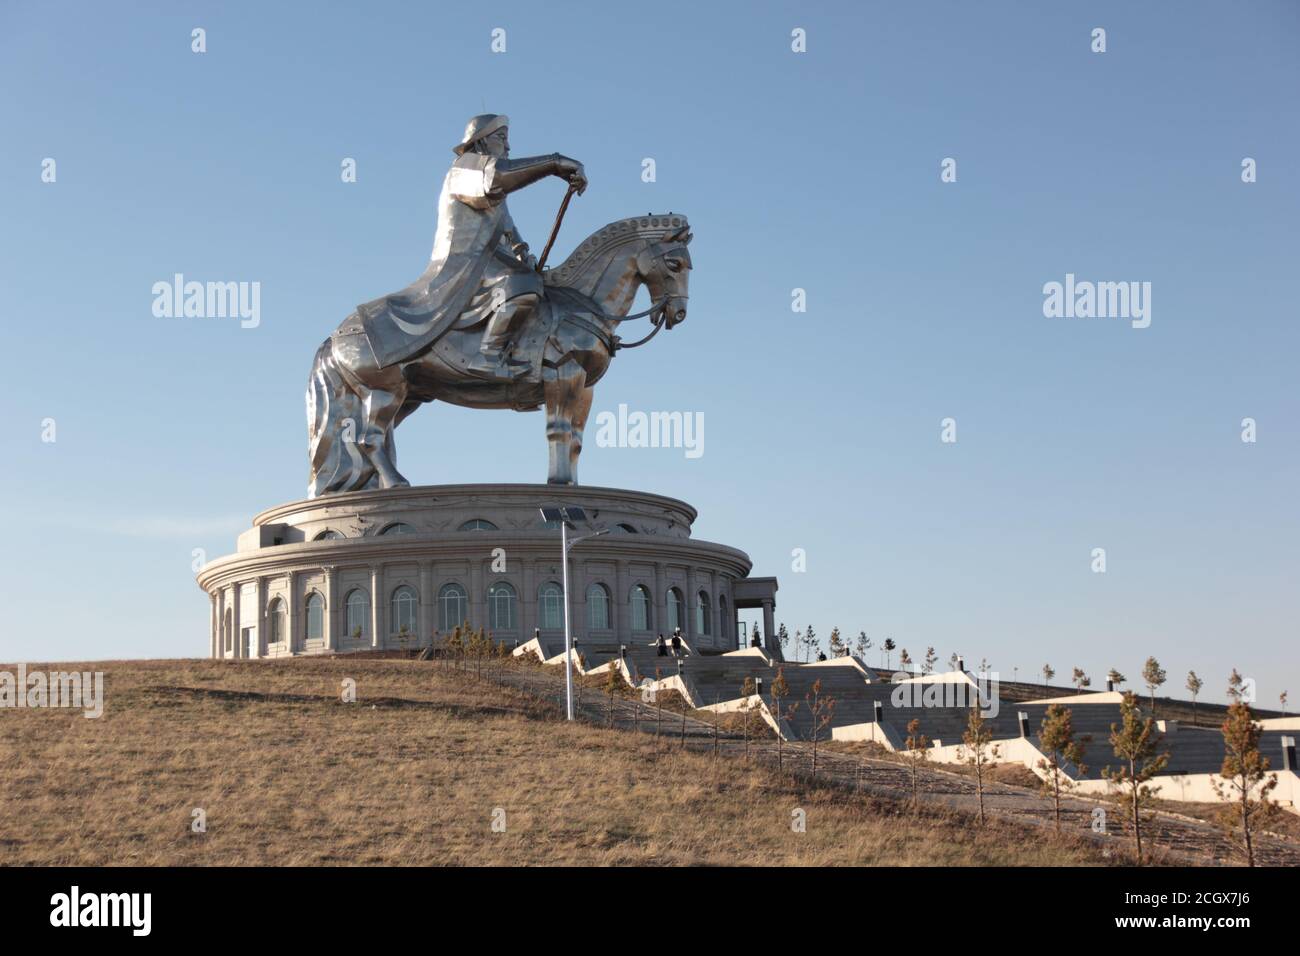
[370,566,384,648]
[685,568,698,646]
[473,560,489,631]
[323,566,338,652]
[230,583,242,659]
[709,571,720,650]
[419,561,433,646]
[253,576,267,659]
[762,598,775,654]
[285,571,299,654]
[653,565,666,639]
[615,559,630,643]
[521,559,536,645]
[209,594,218,659]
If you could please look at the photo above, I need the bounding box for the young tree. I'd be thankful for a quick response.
[804,678,835,781]
[1104,692,1170,865]
[1071,667,1090,691]
[805,625,818,662]
[1107,668,1126,690]
[1185,671,1204,726]
[750,621,760,649]
[948,652,959,672]
[1037,704,1088,831]
[959,704,999,826]
[828,627,844,658]
[1041,663,1055,691]
[445,624,465,670]
[904,719,930,810]
[855,630,872,662]
[777,622,789,655]
[1280,690,1289,715]
[771,667,796,774]
[1212,700,1278,867]
[604,661,626,729]
[1142,656,1167,716]
[922,647,937,676]
[899,648,913,673]
[793,629,804,663]
[739,676,757,761]
[1227,668,1247,704]
[654,665,664,744]
[883,638,896,669]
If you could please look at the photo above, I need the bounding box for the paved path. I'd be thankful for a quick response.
[489,663,1300,866]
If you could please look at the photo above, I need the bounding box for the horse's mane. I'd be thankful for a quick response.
[544,212,689,288]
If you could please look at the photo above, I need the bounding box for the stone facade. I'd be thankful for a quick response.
[196,484,779,660]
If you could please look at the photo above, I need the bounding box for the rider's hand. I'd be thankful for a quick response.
[558,157,587,195]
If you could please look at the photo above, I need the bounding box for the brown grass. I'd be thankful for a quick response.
[0,658,1113,866]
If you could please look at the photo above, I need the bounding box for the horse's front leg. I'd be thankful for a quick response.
[543,360,585,484]
[568,384,595,485]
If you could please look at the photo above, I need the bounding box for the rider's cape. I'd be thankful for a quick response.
[349,153,510,369]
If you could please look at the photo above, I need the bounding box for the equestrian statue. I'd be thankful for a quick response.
[306,113,693,497]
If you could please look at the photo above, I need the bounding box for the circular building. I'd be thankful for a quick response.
[195,484,779,660]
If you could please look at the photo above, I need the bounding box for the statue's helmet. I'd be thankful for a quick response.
[453,113,509,155]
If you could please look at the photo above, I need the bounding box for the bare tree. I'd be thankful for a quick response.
[959,705,999,825]
[771,667,797,774]
[805,678,836,781]
[904,719,930,811]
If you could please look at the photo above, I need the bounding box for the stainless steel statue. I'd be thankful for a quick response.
[306,114,692,497]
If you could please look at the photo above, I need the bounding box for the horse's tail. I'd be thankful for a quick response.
[306,339,373,497]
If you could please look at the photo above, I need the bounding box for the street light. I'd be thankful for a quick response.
[540,505,609,720]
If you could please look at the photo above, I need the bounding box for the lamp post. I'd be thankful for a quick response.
[540,505,608,720]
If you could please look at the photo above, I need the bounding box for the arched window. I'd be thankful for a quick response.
[666,588,683,634]
[379,522,415,536]
[345,588,369,640]
[268,597,285,645]
[719,595,729,645]
[459,519,498,532]
[695,590,711,636]
[630,585,651,632]
[438,583,468,632]
[538,582,563,630]
[488,582,516,630]
[390,585,417,636]
[305,592,325,641]
[314,529,343,540]
[586,583,611,630]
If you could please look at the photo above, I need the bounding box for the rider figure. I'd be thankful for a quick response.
[447,115,587,380]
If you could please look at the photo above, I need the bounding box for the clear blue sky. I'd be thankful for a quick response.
[2,1,1296,704]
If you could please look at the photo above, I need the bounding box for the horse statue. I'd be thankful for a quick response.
[306,213,692,496]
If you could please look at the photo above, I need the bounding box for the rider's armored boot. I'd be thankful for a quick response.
[468,296,535,380]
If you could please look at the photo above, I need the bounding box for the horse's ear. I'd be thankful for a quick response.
[682,230,693,244]
[665,225,691,243]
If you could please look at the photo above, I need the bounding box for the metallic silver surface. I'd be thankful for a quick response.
[307,116,692,497]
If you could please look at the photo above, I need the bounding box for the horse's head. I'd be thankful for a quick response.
[637,225,693,329]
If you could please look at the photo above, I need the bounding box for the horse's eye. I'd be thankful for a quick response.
[666,259,682,273]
